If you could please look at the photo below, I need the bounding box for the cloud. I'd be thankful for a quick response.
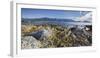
[74,12,92,22]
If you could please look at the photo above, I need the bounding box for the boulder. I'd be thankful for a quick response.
[21,36,41,49]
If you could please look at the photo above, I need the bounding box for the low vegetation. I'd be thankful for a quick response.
[21,24,92,49]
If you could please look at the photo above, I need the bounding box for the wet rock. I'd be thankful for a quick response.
[24,28,53,40]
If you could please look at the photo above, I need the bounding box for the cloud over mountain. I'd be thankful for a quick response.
[74,12,92,22]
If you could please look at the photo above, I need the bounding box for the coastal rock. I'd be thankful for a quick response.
[21,36,41,49]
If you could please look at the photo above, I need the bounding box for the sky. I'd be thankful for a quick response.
[21,8,91,20]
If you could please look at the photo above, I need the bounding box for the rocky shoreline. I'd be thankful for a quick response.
[21,24,92,49]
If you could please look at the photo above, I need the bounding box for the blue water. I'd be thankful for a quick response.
[30,21,92,26]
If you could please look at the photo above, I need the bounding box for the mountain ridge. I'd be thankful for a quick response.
[22,17,75,22]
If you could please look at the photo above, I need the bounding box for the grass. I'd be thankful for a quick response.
[21,24,92,49]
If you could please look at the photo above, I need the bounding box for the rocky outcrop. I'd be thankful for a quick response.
[21,25,92,49]
[21,36,42,49]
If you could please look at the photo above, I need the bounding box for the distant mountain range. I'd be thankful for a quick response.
[22,17,75,22]
[21,17,91,26]
[22,17,91,23]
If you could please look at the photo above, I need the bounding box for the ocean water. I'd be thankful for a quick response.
[29,21,91,26]
[22,20,91,30]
